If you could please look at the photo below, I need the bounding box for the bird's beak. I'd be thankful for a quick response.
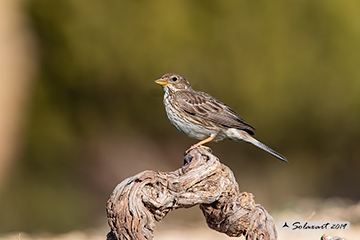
[155,78,168,86]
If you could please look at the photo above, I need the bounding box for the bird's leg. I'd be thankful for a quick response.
[192,133,217,148]
[184,133,217,155]
[185,133,217,155]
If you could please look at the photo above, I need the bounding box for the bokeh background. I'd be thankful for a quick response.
[1,0,360,238]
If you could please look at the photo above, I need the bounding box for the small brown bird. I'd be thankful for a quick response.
[155,73,287,163]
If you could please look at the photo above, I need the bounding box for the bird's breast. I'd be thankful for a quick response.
[163,94,227,141]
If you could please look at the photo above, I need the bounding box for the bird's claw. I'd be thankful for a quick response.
[184,144,212,156]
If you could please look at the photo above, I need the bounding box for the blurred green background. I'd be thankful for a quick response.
[1,0,360,234]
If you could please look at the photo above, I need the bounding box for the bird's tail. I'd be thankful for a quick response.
[226,128,288,163]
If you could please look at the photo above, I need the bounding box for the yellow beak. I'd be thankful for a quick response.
[155,78,168,86]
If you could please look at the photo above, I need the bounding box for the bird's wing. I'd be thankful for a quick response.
[174,91,255,135]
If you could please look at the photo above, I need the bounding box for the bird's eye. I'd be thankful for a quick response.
[172,77,178,81]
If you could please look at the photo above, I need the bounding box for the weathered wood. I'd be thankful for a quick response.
[321,234,347,240]
[106,146,277,240]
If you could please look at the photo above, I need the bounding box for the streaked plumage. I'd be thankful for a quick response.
[155,73,287,163]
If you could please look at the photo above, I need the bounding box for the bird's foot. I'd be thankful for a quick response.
[184,135,216,155]
[184,144,212,156]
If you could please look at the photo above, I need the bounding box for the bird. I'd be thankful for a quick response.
[155,73,288,163]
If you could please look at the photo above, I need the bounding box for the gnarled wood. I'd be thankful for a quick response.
[321,234,347,240]
[106,146,277,240]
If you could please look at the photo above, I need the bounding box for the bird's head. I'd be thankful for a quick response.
[155,73,192,93]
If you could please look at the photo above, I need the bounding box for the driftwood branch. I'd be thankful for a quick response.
[321,234,347,240]
[106,146,277,240]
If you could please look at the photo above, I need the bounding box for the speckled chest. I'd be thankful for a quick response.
[163,92,227,142]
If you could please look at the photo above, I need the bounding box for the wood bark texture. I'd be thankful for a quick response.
[321,234,347,240]
[106,146,277,240]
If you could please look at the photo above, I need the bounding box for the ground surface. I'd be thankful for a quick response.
[1,198,358,240]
